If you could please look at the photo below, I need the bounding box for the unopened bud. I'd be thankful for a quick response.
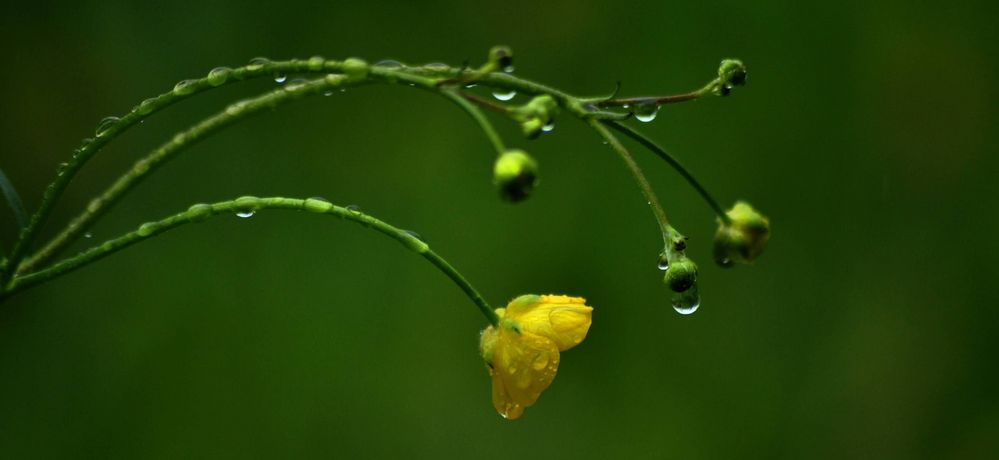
[493,150,539,202]
[713,201,770,267]
[489,46,513,70]
[663,257,698,293]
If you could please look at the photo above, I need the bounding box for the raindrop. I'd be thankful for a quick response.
[235,210,255,218]
[346,204,362,213]
[403,229,424,241]
[84,232,93,239]
[374,59,404,69]
[307,55,325,71]
[173,79,197,96]
[284,78,308,91]
[633,103,660,123]
[207,66,231,86]
[247,57,270,71]
[323,90,334,96]
[95,117,120,136]
[274,74,287,84]
[657,254,669,271]
[503,65,515,73]
[492,90,516,101]
[424,62,450,72]
[541,122,555,133]
[464,83,477,88]
[137,97,157,115]
[671,286,700,315]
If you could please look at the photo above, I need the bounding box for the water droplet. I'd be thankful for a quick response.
[84,232,93,239]
[402,229,424,241]
[247,57,270,71]
[464,83,477,88]
[307,55,325,71]
[492,90,516,101]
[671,286,701,315]
[657,254,669,271]
[236,210,255,218]
[137,97,157,115]
[95,117,120,136]
[531,354,548,370]
[136,223,156,237]
[284,78,308,92]
[503,65,515,73]
[323,90,334,96]
[541,122,555,133]
[173,79,197,96]
[424,62,450,72]
[374,59,403,69]
[207,66,231,86]
[304,199,332,213]
[274,74,287,84]
[346,204,362,213]
[633,103,659,123]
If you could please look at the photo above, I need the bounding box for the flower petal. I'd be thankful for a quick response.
[506,294,593,351]
[488,328,560,420]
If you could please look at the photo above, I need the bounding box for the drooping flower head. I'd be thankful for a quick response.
[479,294,593,420]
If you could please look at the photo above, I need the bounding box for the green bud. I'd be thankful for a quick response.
[521,117,544,139]
[489,45,513,70]
[718,59,747,87]
[493,149,539,202]
[664,257,698,293]
[713,201,770,267]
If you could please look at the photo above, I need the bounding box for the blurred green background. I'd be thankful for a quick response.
[1,1,997,458]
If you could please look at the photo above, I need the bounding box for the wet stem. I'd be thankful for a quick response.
[0,56,732,311]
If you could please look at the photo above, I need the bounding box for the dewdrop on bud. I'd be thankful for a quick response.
[663,257,698,293]
[493,149,539,202]
[713,201,770,267]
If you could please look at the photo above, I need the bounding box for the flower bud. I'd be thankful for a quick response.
[663,257,698,293]
[520,117,545,139]
[718,59,747,87]
[489,46,513,70]
[493,150,539,202]
[713,201,770,267]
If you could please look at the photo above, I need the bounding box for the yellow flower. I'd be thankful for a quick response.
[479,294,593,420]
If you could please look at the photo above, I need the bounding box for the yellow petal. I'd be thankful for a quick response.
[488,326,560,420]
[505,294,593,351]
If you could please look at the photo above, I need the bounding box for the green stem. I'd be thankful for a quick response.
[2,58,358,286]
[588,119,674,245]
[17,74,363,275]
[607,121,730,224]
[4,196,500,325]
[438,90,506,154]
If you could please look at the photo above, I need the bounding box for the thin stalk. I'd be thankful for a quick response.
[17,75,362,274]
[607,121,730,224]
[438,90,506,154]
[2,58,354,284]
[4,196,500,326]
[588,119,673,244]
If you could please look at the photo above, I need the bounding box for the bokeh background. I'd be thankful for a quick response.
[1,1,997,458]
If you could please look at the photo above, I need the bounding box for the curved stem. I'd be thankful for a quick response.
[607,121,730,224]
[2,58,356,285]
[4,196,500,325]
[588,119,674,245]
[17,74,363,274]
[438,89,506,154]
